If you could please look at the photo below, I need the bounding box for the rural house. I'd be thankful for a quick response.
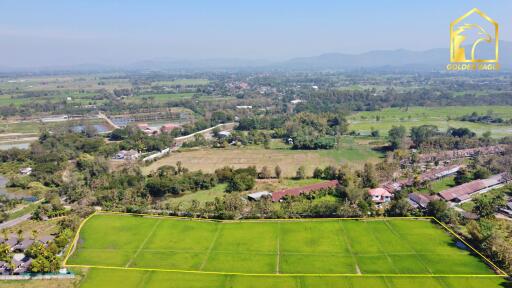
[408,193,440,209]
[271,180,338,202]
[439,173,510,202]
[368,187,392,204]
[114,150,140,161]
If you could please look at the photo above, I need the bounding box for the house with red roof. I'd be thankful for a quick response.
[271,180,338,202]
[160,123,180,133]
[368,187,392,203]
[439,173,510,202]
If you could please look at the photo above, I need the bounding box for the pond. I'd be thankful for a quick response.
[0,174,35,201]
[71,124,110,134]
[0,142,30,150]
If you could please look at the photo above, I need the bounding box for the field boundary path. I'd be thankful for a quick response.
[125,219,162,268]
[199,224,221,271]
[338,222,361,275]
[275,222,281,274]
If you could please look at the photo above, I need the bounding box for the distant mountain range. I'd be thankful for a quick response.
[2,41,511,73]
[277,41,512,71]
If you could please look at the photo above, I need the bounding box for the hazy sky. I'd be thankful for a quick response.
[0,0,510,67]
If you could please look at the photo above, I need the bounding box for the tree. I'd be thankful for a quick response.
[473,193,506,218]
[388,126,406,150]
[426,200,458,224]
[360,163,378,188]
[473,167,491,180]
[274,166,282,179]
[386,198,412,216]
[263,137,271,149]
[295,166,306,180]
[258,166,272,179]
[0,243,11,262]
[16,229,23,243]
[226,173,255,192]
[313,167,323,179]
[410,125,439,147]
[454,168,471,185]
[31,230,38,240]
[322,166,337,180]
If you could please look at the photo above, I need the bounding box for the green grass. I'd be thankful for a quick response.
[164,184,228,208]
[351,106,512,121]
[280,178,325,188]
[349,106,512,137]
[418,176,456,194]
[79,268,509,288]
[318,136,383,162]
[6,203,38,221]
[0,121,42,133]
[459,202,476,213]
[132,93,196,102]
[69,214,508,288]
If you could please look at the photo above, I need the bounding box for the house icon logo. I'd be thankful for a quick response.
[450,8,499,64]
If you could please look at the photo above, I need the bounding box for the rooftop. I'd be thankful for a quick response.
[271,180,338,202]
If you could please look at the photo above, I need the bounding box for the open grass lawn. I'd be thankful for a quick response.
[349,106,512,137]
[163,183,228,208]
[417,176,456,194]
[67,214,506,288]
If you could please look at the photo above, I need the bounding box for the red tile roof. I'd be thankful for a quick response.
[439,180,487,201]
[438,173,507,201]
[368,188,392,197]
[271,180,338,201]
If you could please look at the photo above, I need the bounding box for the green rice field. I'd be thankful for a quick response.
[67,213,507,288]
[349,106,512,137]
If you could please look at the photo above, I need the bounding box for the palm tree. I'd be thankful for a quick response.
[16,229,23,244]
[1,230,7,242]
[31,230,38,241]
[8,260,15,275]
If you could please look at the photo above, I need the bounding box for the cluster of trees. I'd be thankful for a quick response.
[235,112,348,150]
[109,125,173,152]
[285,112,348,150]
[459,112,505,124]
[144,164,258,198]
[388,124,498,151]
[32,192,68,220]
[462,186,512,274]
[214,166,257,192]
[145,164,217,197]
[293,85,512,114]
[0,213,80,274]
[236,115,286,131]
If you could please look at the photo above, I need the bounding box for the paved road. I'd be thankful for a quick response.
[0,213,32,230]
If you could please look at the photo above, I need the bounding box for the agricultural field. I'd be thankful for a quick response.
[349,106,512,137]
[151,79,209,86]
[78,268,508,288]
[67,214,506,288]
[128,93,197,103]
[144,138,384,178]
[0,75,131,92]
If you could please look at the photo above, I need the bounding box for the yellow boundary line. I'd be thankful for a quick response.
[63,264,506,278]
[431,217,508,276]
[63,211,509,278]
